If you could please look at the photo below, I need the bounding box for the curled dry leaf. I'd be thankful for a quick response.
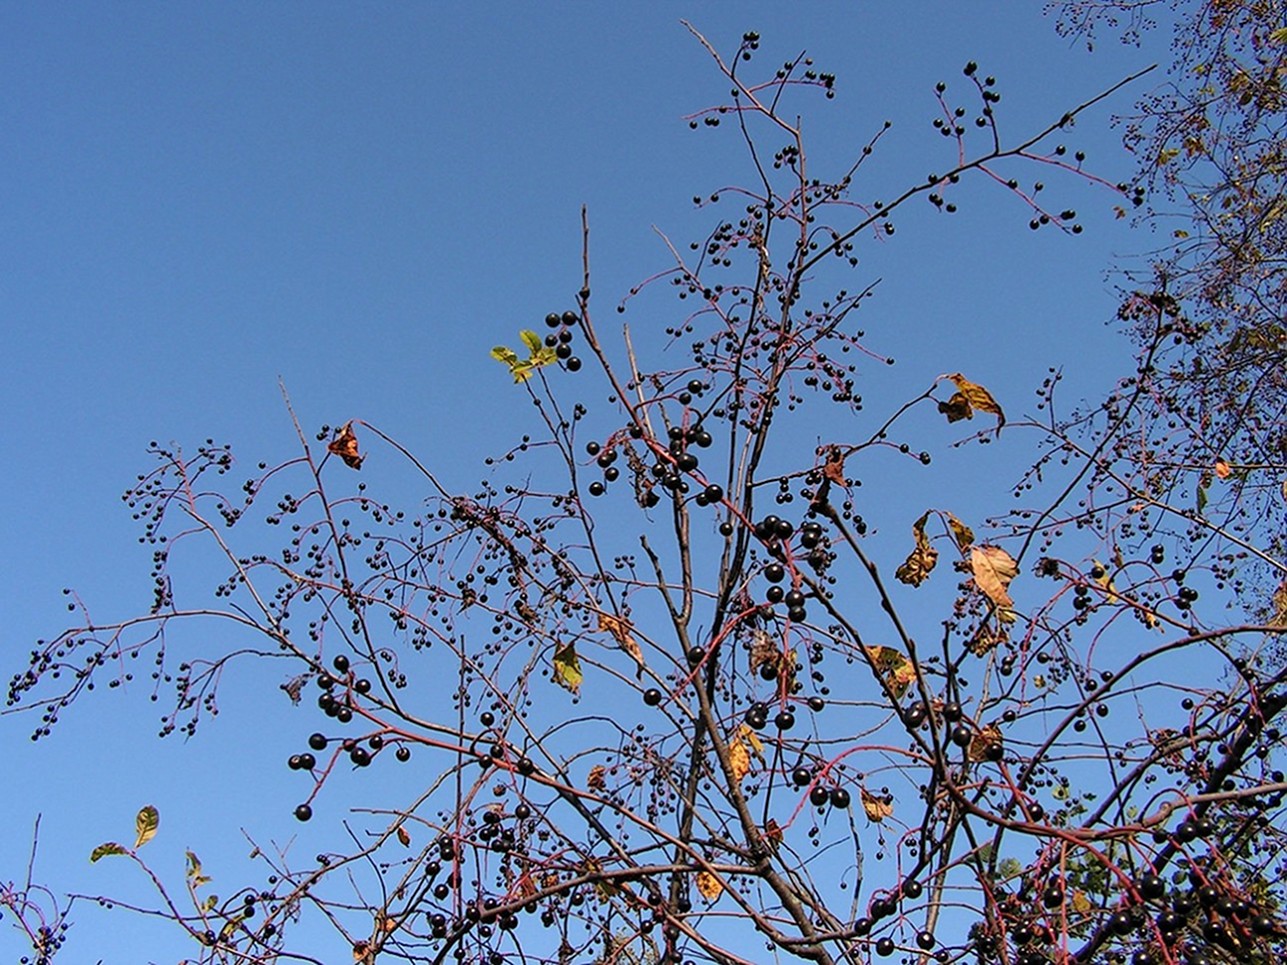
[947,513,974,552]
[396,825,411,847]
[597,611,645,673]
[895,512,938,586]
[970,545,1018,622]
[327,422,365,470]
[861,788,894,823]
[939,373,1005,434]
[586,764,607,790]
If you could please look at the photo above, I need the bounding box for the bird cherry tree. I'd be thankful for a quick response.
[6,25,1285,965]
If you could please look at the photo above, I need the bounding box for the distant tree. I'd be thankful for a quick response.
[7,24,1285,965]
[1052,0,1287,630]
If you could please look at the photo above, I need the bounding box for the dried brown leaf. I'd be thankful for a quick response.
[971,545,1018,621]
[941,373,1005,434]
[327,422,365,470]
[895,512,938,587]
[861,788,894,823]
[597,611,644,673]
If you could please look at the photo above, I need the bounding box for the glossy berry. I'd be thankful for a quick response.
[308,733,328,751]
[395,746,411,762]
[916,930,935,950]
[294,804,312,822]
[809,785,830,807]
[643,688,662,706]
[829,787,851,809]
[875,937,896,957]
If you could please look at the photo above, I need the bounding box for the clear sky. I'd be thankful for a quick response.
[0,4,1169,962]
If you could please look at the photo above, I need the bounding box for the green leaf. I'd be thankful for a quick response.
[185,850,212,886]
[490,346,520,367]
[552,642,583,694]
[135,805,159,849]
[519,329,544,355]
[90,842,128,863]
[201,894,219,913]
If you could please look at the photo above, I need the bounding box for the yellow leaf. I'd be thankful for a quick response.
[695,870,724,902]
[971,546,1018,620]
[947,513,974,552]
[519,329,544,355]
[865,646,916,699]
[1214,458,1232,479]
[134,805,159,850]
[895,511,938,587]
[861,788,894,823]
[728,735,751,784]
[1071,889,1092,914]
[941,373,1006,434]
[89,842,127,863]
[552,642,583,694]
[597,611,645,673]
[728,724,764,784]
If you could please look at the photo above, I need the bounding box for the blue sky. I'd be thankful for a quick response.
[0,4,1171,961]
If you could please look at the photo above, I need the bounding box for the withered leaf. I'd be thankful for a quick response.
[695,870,724,902]
[861,788,893,823]
[895,511,938,586]
[597,611,645,674]
[586,764,606,790]
[947,513,974,552]
[865,645,916,699]
[941,373,1005,434]
[971,545,1018,622]
[763,818,783,850]
[1214,458,1232,480]
[968,724,1003,762]
[966,622,1006,657]
[396,825,411,847]
[728,733,751,784]
[727,723,763,784]
[327,422,365,470]
[822,446,847,486]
